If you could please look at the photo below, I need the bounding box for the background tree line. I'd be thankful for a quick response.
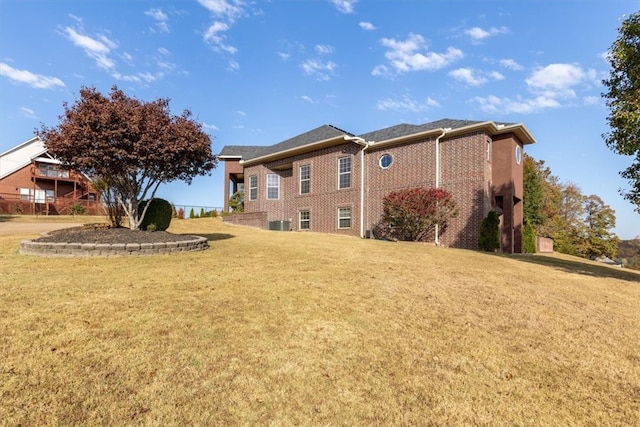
[523,153,621,259]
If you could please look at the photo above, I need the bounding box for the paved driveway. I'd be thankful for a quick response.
[0,222,84,236]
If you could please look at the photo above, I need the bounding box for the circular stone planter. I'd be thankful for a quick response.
[20,234,209,257]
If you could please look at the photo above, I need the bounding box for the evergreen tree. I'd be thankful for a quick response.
[523,154,545,227]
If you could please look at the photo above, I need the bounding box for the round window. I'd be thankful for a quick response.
[379,154,393,169]
[515,146,522,165]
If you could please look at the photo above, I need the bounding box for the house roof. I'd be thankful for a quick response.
[0,136,50,180]
[218,118,535,165]
[223,124,354,165]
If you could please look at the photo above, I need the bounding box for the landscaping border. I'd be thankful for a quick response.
[20,235,209,257]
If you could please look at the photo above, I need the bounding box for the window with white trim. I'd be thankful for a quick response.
[299,210,310,230]
[338,157,351,189]
[300,165,310,194]
[249,175,258,201]
[266,173,279,200]
[338,207,351,229]
[19,188,32,201]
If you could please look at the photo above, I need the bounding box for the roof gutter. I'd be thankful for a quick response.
[344,136,372,238]
[240,135,350,166]
[434,128,448,245]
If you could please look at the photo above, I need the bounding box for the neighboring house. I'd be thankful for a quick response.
[0,136,100,215]
[220,118,535,253]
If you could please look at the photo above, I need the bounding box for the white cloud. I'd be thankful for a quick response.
[198,1,254,60]
[62,26,116,70]
[499,58,524,71]
[198,0,245,21]
[202,122,220,131]
[0,63,65,89]
[330,0,357,14]
[315,44,334,55]
[583,95,600,106]
[300,95,315,103]
[464,26,508,42]
[20,107,36,119]
[376,33,463,75]
[449,68,487,86]
[376,95,440,112]
[526,63,597,99]
[227,59,240,71]
[301,59,337,81]
[145,8,170,33]
[359,21,376,31]
[472,94,561,115]
[111,71,163,84]
[470,62,601,115]
[204,21,237,54]
[277,52,290,61]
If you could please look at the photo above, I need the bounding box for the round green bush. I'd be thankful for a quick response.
[138,198,173,231]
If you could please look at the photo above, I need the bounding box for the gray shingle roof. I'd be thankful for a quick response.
[219,118,526,161]
[219,124,352,161]
[358,118,486,142]
[218,145,265,159]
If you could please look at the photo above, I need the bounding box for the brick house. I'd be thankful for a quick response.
[0,136,101,215]
[220,118,535,253]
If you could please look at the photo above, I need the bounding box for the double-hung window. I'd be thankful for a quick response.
[300,165,310,195]
[299,210,310,230]
[338,157,351,189]
[338,207,351,229]
[266,173,280,200]
[249,175,258,201]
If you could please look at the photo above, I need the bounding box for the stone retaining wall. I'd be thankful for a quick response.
[20,236,209,257]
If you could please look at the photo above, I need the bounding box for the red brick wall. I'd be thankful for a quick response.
[237,130,524,251]
[365,132,491,249]
[243,142,361,236]
[223,211,267,229]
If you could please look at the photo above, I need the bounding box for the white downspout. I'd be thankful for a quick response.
[344,136,372,238]
[434,128,449,245]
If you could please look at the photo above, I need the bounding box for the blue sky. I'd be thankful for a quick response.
[1,0,638,239]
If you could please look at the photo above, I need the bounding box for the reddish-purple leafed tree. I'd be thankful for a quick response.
[39,86,217,229]
[381,187,458,242]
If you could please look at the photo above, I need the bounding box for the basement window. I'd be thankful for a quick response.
[338,207,351,229]
[299,210,310,230]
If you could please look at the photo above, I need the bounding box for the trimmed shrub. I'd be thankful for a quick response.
[523,220,537,253]
[380,187,458,242]
[189,207,195,219]
[200,207,206,218]
[138,198,173,231]
[478,211,501,251]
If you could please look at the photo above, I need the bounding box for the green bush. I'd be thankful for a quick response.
[138,198,173,231]
[478,211,501,251]
[189,207,195,219]
[523,221,537,253]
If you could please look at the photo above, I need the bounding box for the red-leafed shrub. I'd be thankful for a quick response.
[380,187,458,242]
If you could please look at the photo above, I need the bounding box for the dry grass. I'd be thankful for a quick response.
[1,217,639,425]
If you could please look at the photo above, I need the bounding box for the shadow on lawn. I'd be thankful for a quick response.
[185,233,235,242]
[512,254,640,283]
